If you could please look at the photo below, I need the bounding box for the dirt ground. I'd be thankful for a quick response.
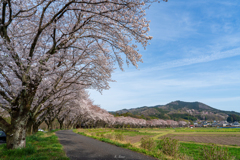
[159,134,240,146]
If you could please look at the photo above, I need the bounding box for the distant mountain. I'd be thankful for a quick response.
[109,101,240,121]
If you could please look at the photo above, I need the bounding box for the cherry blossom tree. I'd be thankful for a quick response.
[178,121,188,127]
[57,89,94,129]
[26,83,82,134]
[57,105,71,130]
[32,111,46,134]
[166,120,179,127]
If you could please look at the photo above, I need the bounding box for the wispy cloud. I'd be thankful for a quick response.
[155,47,240,70]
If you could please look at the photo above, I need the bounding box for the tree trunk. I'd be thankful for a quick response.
[48,121,53,131]
[32,124,39,134]
[57,118,64,130]
[26,120,33,136]
[45,120,53,131]
[59,122,63,130]
[6,118,28,149]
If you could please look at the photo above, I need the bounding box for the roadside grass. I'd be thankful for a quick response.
[0,131,69,160]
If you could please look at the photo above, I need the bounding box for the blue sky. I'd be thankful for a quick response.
[89,0,240,112]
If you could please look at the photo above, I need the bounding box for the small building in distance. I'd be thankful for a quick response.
[232,122,240,127]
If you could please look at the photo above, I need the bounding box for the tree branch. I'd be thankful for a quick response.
[0,116,10,132]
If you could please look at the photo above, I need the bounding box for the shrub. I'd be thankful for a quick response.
[95,132,105,138]
[115,133,124,141]
[100,133,105,138]
[200,144,234,160]
[157,137,179,157]
[140,137,156,151]
[96,132,100,136]
[105,134,114,139]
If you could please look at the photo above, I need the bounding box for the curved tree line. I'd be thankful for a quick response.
[39,90,189,130]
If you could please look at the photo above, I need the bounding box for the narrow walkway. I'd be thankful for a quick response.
[56,130,157,160]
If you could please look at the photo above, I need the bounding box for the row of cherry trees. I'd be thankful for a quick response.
[35,88,189,131]
[52,90,189,129]
[0,0,168,149]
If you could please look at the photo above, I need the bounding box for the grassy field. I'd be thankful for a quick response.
[73,127,240,160]
[0,131,69,160]
[180,142,240,160]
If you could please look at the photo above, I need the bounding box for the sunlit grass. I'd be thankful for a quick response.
[0,131,69,160]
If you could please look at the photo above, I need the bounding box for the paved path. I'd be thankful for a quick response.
[56,130,157,160]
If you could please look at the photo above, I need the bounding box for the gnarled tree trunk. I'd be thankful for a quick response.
[6,113,29,149]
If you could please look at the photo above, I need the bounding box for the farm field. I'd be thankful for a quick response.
[160,133,240,146]
[74,127,240,160]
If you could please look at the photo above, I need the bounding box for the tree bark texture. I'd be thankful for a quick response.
[6,115,29,149]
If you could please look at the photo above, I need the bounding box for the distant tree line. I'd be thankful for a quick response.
[227,114,240,123]
[113,112,198,121]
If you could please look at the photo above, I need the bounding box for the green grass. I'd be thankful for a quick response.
[0,131,69,160]
[179,142,240,160]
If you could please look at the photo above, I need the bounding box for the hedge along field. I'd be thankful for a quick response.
[73,128,240,160]
[0,131,69,160]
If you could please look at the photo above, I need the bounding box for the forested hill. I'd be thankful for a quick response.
[109,101,240,121]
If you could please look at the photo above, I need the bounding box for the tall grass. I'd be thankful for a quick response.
[157,137,179,157]
[201,144,234,160]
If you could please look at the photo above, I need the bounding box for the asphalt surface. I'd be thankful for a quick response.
[56,130,157,160]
